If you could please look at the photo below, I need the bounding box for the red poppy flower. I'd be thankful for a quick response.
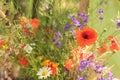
[22,27,30,37]
[20,21,26,28]
[46,27,51,35]
[76,27,98,48]
[110,37,119,51]
[29,18,39,31]
[97,43,108,54]
[48,62,58,76]
[64,59,73,71]
[19,58,28,67]
[20,21,30,37]
[0,40,6,46]
[50,67,57,76]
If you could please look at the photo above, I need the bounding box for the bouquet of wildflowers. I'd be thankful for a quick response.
[0,0,120,80]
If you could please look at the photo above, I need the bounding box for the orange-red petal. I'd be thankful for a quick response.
[29,18,39,31]
[64,59,73,71]
[110,38,119,51]
[97,43,108,54]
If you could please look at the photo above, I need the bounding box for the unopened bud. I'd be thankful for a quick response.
[103,28,107,32]
[6,0,10,3]
[5,10,10,16]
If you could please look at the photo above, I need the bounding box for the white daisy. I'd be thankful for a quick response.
[37,67,52,79]
[24,44,33,53]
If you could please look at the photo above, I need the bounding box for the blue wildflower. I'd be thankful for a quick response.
[53,31,62,47]
[76,76,86,80]
[99,16,103,20]
[56,41,62,47]
[99,9,104,14]
[79,59,90,71]
[68,14,75,20]
[94,64,103,74]
[64,24,72,31]
[116,19,120,30]
[73,19,81,26]
[108,71,113,80]
[56,31,62,38]
[97,76,106,80]
[78,12,88,23]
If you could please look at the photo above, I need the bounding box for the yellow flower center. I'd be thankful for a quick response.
[42,71,48,76]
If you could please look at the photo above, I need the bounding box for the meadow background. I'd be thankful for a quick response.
[1,0,120,78]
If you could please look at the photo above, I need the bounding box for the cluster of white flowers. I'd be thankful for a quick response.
[24,44,33,53]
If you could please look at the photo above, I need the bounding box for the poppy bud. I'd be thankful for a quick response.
[5,10,10,16]
[6,0,10,3]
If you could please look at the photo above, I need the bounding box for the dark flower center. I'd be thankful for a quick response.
[83,33,89,39]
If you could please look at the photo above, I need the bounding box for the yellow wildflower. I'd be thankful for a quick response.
[2,44,8,50]
[41,59,50,66]
[53,63,59,67]
[37,56,43,60]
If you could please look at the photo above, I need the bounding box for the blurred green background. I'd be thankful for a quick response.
[89,0,120,77]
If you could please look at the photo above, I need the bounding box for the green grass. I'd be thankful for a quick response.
[89,0,120,77]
